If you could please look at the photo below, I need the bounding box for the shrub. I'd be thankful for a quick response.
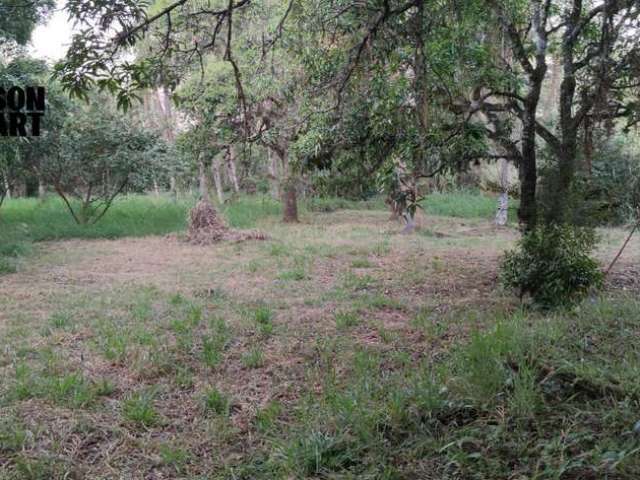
[500,225,603,308]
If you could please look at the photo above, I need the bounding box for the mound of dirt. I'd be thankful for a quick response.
[186,200,268,245]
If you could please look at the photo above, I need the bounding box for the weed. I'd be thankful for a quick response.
[253,306,274,337]
[350,258,373,268]
[123,390,160,427]
[267,243,287,257]
[203,388,230,416]
[242,347,265,369]
[158,443,190,473]
[335,311,361,329]
[173,366,195,389]
[48,311,72,329]
[342,272,375,291]
[202,336,224,368]
[255,401,281,433]
[0,416,27,452]
[45,373,95,408]
[0,256,17,274]
[94,378,116,397]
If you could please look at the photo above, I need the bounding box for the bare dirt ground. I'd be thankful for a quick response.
[0,211,637,479]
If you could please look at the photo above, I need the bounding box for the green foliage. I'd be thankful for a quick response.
[501,225,604,308]
[579,137,640,225]
[0,0,54,46]
[39,96,166,224]
[0,195,189,241]
[304,196,385,212]
[221,196,282,228]
[0,256,17,274]
[424,190,518,221]
[231,297,640,478]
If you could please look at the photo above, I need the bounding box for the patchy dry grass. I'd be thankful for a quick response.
[0,209,639,479]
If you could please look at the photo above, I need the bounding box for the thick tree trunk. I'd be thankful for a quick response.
[272,146,299,223]
[518,107,539,230]
[282,178,299,223]
[544,7,581,226]
[516,1,548,231]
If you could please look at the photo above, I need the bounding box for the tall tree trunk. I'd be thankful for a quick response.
[198,157,210,202]
[226,146,241,193]
[282,178,299,223]
[495,159,510,226]
[38,178,45,200]
[211,156,224,204]
[512,1,548,230]
[157,85,177,199]
[3,176,10,200]
[267,148,280,199]
[545,3,581,225]
[169,176,177,202]
[276,147,298,223]
[583,115,593,176]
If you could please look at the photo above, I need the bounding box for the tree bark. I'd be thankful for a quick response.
[505,0,548,231]
[198,157,210,202]
[38,178,46,200]
[495,159,509,226]
[226,146,240,193]
[282,178,299,223]
[267,148,280,199]
[583,115,594,176]
[275,147,298,223]
[3,176,10,200]
[211,156,224,204]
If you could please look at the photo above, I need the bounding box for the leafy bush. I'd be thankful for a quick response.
[500,225,603,308]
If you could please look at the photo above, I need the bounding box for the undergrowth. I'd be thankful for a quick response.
[228,296,640,479]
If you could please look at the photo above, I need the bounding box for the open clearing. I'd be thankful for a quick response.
[1,209,639,479]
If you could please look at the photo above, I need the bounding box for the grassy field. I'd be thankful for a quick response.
[0,191,511,275]
[0,194,638,479]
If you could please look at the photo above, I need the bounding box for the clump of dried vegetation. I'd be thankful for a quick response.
[186,200,268,245]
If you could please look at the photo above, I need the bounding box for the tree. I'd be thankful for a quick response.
[0,56,52,211]
[0,0,54,46]
[38,98,162,224]
[481,0,640,228]
[295,0,493,230]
